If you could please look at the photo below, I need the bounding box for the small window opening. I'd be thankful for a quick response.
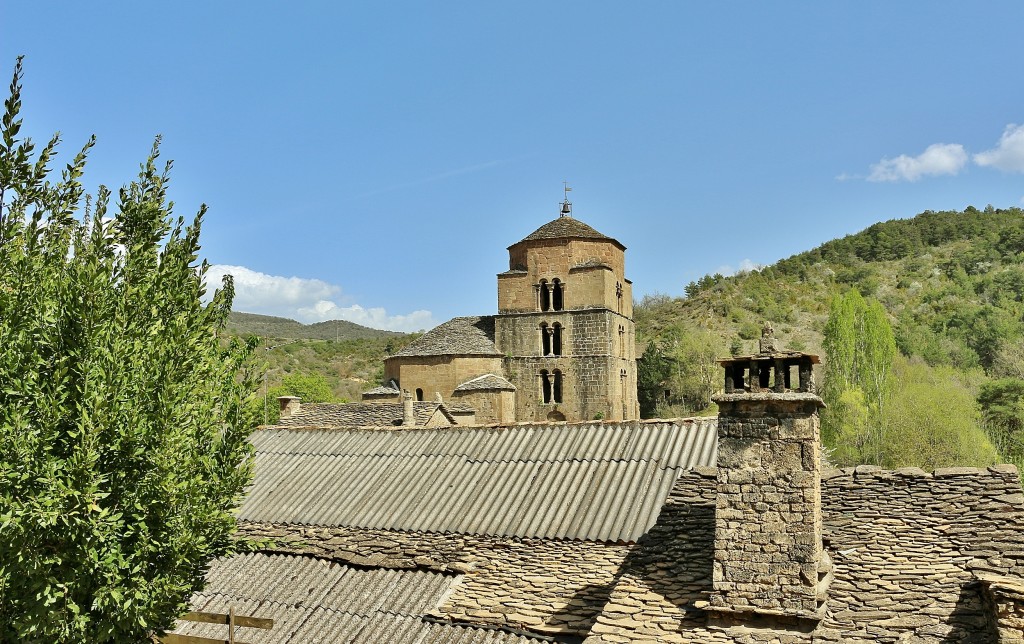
[552,279,563,311]
[553,369,563,403]
[415,388,424,401]
[552,323,563,356]
[540,280,551,312]
[540,323,551,355]
[541,370,552,403]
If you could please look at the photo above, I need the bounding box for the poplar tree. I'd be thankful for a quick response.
[0,58,259,642]
[821,288,897,464]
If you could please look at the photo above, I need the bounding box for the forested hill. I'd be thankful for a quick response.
[227,311,404,341]
[637,205,1024,470]
[639,205,1024,368]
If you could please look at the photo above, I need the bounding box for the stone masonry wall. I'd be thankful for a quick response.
[498,308,636,421]
[711,397,826,617]
[383,355,503,402]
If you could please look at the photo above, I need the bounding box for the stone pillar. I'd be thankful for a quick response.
[709,391,830,619]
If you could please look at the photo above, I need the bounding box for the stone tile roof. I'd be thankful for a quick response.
[237,464,1024,643]
[515,215,615,245]
[362,385,400,396]
[387,316,500,358]
[172,552,545,644]
[277,402,454,428]
[239,418,719,542]
[454,374,516,392]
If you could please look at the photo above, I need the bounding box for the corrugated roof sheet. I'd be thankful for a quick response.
[388,316,500,358]
[172,553,544,644]
[240,418,718,542]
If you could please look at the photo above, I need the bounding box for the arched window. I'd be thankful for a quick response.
[539,279,550,312]
[552,279,563,311]
[415,388,424,401]
[540,323,551,355]
[552,323,563,356]
[540,370,552,403]
[553,369,563,403]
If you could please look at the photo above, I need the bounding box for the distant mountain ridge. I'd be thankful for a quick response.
[227,312,404,341]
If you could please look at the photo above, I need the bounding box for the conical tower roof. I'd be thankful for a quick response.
[511,215,624,250]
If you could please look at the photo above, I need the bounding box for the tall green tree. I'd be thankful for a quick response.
[0,58,259,642]
[821,288,897,465]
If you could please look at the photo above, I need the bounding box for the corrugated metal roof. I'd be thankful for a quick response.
[240,418,718,542]
[172,553,544,644]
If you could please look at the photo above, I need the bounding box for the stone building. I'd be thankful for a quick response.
[374,198,639,423]
[173,330,1024,643]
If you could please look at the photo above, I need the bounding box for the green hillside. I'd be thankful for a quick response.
[227,311,404,341]
[639,205,1024,367]
[637,205,1024,470]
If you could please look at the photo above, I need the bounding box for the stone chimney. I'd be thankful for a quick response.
[709,324,831,621]
[277,396,301,419]
[402,390,416,426]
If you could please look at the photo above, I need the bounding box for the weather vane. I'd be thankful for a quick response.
[560,181,572,217]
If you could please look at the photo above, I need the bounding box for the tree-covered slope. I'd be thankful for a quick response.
[641,205,1024,370]
[227,311,404,341]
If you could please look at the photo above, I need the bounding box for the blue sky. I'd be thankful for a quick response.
[4,2,1024,331]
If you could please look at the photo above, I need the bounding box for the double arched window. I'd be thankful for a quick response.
[539,279,564,312]
[540,369,563,404]
[539,322,563,356]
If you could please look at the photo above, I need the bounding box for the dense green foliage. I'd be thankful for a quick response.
[0,59,258,642]
[638,203,1024,470]
[821,289,897,464]
[256,371,337,425]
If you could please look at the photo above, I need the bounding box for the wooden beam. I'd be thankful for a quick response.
[179,611,274,630]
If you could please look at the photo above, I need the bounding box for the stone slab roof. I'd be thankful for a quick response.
[362,385,400,396]
[514,215,623,249]
[454,374,516,392]
[277,402,454,428]
[172,553,544,644]
[387,316,500,358]
[238,418,719,542]
[235,464,1024,643]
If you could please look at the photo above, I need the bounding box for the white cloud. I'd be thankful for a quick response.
[714,258,762,277]
[975,124,1024,172]
[205,264,437,333]
[867,143,968,182]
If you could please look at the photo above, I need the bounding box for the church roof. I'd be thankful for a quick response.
[239,418,719,542]
[512,215,624,249]
[387,316,500,358]
[454,374,516,392]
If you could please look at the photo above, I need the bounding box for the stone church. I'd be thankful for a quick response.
[366,198,639,423]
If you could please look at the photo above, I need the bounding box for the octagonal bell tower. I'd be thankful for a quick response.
[495,196,638,422]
